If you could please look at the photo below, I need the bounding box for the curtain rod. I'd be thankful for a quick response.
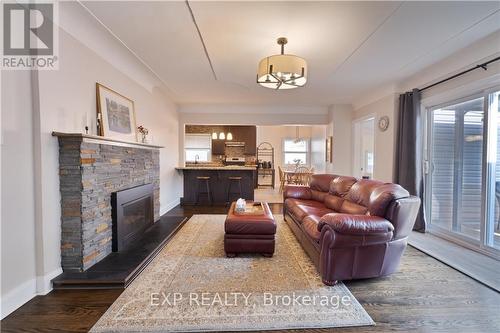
[420,56,500,92]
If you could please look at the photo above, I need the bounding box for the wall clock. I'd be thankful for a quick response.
[378,116,390,132]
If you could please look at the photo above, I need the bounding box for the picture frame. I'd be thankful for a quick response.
[96,83,137,142]
[325,136,333,163]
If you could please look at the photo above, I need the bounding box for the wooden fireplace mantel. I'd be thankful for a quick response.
[52,132,164,150]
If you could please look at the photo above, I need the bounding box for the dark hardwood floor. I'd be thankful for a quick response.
[2,204,499,333]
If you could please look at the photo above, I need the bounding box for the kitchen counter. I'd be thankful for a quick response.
[175,165,256,171]
[176,166,256,205]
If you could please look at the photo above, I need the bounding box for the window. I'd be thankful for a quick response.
[283,139,309,166]
[184,134,211,162]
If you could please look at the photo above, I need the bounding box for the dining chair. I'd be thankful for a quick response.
[278,166,286,192]
[294,166,311,185]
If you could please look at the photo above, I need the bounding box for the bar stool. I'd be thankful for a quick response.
[195,176,212,205]
[226,176,243,205]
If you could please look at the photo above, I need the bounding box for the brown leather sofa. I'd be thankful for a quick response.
[283,174,420,285]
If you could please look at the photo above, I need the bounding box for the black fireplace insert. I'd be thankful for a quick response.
[111,183,154,252]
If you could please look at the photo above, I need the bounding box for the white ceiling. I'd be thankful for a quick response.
[81,1,500,106]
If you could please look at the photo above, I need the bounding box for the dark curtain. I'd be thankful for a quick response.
[394,89,426,232]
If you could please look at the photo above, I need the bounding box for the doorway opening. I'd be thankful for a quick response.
[352,116,375,179]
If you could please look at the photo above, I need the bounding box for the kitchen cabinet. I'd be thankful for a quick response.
[212,139,225,155]
[244,126,257,155]
[230,126,256,155]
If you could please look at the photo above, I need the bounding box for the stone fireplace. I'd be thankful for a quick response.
[54,133,162,271]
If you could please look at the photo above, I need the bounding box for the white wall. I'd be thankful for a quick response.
[326,104,353,176]
[1,71,38,319]
[1,2,181,318]
[398,31,500,99]
[310,125,326,174]
[353,94,397,182]
[178,105,328,126]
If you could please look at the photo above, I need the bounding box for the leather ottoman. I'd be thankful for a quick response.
[224,202,276,257]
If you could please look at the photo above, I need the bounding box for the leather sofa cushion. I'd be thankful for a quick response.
[302,215,322,243]
[285,198,324,211]
[318,213,394,234]
[290,204,334,222]
[289,204,308,221]
[369,184,410,217]
[329,176,357,197]
[283,185,312,200]
[339,200,368,215]
[345,179,384,208]
[310,174,336,192]
[343,179,410,217]
[324,194,343,211]
[298,205,334,219]
[311,189,328,203]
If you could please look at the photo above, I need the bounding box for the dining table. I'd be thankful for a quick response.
[283,169,314,185]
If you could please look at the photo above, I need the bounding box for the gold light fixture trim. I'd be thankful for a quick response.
[257,37,307,90]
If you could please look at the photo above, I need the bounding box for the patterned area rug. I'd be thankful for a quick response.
[91,215,374,332]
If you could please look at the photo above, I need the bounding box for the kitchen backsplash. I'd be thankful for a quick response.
[224,145,245,157]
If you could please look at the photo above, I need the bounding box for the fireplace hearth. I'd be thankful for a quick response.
[112,183,154,252]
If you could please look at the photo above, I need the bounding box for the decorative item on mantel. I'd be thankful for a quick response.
[137,125,149,143]
[96,82,137,142]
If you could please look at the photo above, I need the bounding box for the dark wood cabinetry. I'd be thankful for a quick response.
[244,126,257,155]
[212,139,225,155]
[187,125,256,156]
[228,126,256,155]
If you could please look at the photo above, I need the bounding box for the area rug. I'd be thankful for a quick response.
[91,215,374,332]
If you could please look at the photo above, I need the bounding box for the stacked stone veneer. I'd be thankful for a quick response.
[58,136,160,271]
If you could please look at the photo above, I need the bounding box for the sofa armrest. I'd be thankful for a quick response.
[283,185,312,200]
[318,213,394,235]
[319,214,394,249]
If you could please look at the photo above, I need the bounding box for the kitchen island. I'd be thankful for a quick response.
[175,166,257,205]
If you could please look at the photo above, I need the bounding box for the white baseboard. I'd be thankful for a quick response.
[1,278,36,319]
[160,197,180,216]
[1,267,63,319]
[36,267,63,295]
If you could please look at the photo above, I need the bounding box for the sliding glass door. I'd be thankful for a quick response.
[485,90,500,251]
[426,88,500,258]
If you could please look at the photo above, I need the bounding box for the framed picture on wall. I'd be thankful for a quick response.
[326,136,333,163]
[96,83,137,142]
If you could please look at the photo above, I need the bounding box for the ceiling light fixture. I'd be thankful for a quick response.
[293,126,303,144]
[227,132,233,140]
[212,132,218,140]
[219,132,225,140]
[257,37,307,90]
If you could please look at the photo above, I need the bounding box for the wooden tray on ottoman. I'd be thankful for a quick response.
[233,201,265,215]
